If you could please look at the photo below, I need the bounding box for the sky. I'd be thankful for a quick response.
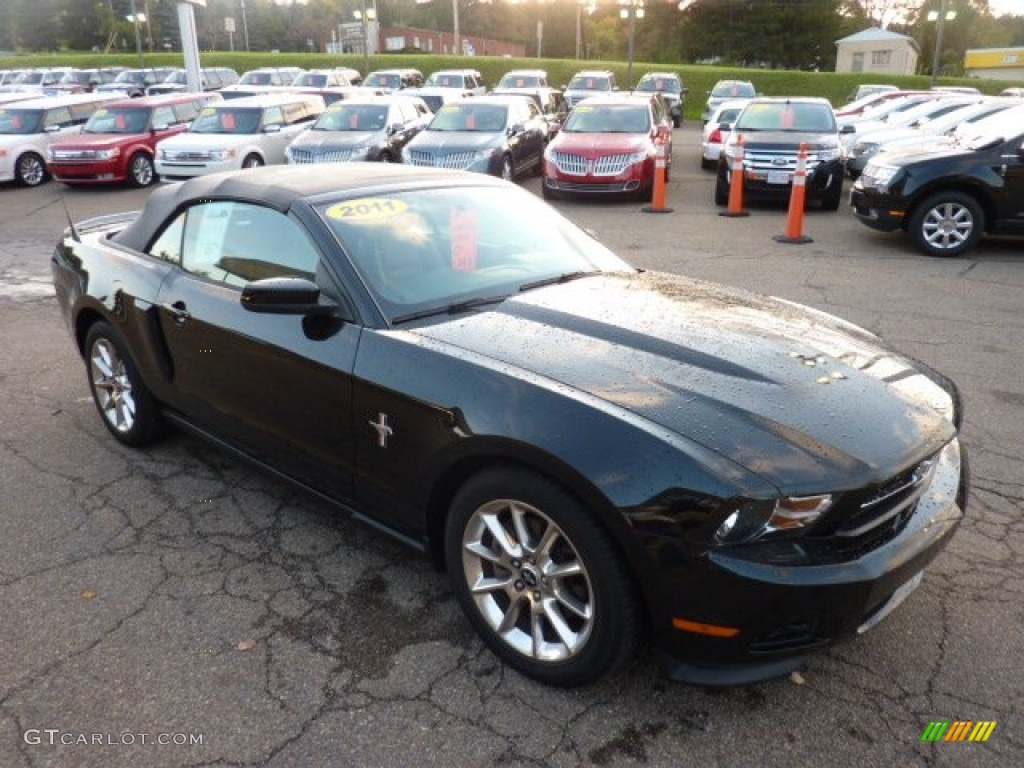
[990,0,1023,17]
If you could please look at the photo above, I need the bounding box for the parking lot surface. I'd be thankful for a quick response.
[1,125,1021,767]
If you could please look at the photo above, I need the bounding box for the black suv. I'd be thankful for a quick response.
[634,72,687,127]
[714,97,850,211]
[850,117,1024,257]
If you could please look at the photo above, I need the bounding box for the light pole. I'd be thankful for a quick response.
[354,3,376,76]
[126,0,146,67]
[240,0,250,52]
[928,0,957,87]
[576,1,595,60]
[619,0,645,87]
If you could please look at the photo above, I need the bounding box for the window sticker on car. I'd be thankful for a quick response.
[199,108,216,116]
[575,106,593,113]
[440,105,458,113]
[94,109,109,117]
[450,208,478,272]
[326,198,409,221]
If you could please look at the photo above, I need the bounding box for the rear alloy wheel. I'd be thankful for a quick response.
[909,191,984,257]
[242,154,263,169]
[15,152,47,187]
[446,467,640,687]
[128,152,155,187]
[84,322,165,447]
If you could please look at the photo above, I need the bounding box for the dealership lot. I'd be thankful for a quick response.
[1,126,1021,767]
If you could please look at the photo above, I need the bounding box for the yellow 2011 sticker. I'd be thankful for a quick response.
[326,198,408,221]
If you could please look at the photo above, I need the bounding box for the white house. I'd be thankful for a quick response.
[835,27,920,76]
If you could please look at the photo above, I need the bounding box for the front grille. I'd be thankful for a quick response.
[161,150,210,162]
[289,148,353,164]
[406,150,475,170]
[808,454,939,562]
[743,149,823,175]
[549,152,636,176]
[50,150,99,161]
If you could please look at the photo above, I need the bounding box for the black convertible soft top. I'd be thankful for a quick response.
[112,164,499,252]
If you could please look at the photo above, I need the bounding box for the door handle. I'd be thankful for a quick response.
[161,300,190,324]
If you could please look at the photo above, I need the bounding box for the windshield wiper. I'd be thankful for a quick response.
[391,294,511,325]
[519,270,600,292]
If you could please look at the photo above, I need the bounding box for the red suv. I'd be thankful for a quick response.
[542,93,673,201]
[47,92,222,187]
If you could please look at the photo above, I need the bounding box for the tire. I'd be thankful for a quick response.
[241,154,263,169]
[821,176,843,212]
[84,322,166,447]
[700,156,714,171]
[541,181,558,201]
[672,115,681,129]
[445,466,641,687]
[127,152,155,187]
[378,150,393,163]
[714,174,729,206]
[909,191,984,258]
[15,152,47,187]
[500,154,513,181]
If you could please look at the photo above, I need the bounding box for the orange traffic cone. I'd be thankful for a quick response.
[719,134,749,218]
[643,134,673,214]
[773,142,813,244]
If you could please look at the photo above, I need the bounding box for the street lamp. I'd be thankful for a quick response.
[353,3,377,76]
[126,0,146,67]
[928,0,957,87]
[619,0,645,87]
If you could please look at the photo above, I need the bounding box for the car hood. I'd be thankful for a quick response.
[410,131,502,151]
[292,130,383,149]
[553,133,650,154]
[867,142,973,166]
[51,132,139,149]
[414,272,954,492]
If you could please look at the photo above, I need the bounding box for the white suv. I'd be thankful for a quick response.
[0,92,119,186]
[155,94,324,182]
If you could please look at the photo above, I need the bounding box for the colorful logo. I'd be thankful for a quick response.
[921,721,997,742]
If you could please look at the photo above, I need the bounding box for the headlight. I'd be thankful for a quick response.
[473,148,494,161]
[95,148,120,160]
[814,146,841,162]
[401,147,412,161]
[862,162,901,189]
[349,146,370,161]
[715,494,833,544]
[208,148,237,161]
[627,150,652,164]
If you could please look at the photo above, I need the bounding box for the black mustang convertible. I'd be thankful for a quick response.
[52,165,967,687]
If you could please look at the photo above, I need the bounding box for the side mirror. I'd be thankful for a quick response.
[388,122,404,135]
[508,122,525,135]
[840,124,856,134]
[241,278,331,315]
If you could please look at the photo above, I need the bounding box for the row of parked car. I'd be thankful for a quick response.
[696,83,1024,256]
[0,63,688,202]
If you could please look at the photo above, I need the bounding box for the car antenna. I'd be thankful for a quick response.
[60,193,81,243]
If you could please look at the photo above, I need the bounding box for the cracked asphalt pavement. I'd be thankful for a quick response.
[0,126,1021,767]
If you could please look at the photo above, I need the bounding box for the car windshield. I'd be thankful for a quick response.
[14,73,45,85]
[190,107,261,134]
[114,71,145,84]
[734,102,835,132]
[0,108,43,134]
[294,73,328,87]
[563,104,650,133]
[61,72,92,85]
[426,73,465,88]
[498,74,540,88]
[712,82,754,98]
[365,73,400,89]
[314,104,387,132]
[429,104,507,132]
[318,185,630,321]
[568,76,611,91]
[164,72,187,85]
[84,107,151,134]
[240,72,276,85]
[636,77,680,94]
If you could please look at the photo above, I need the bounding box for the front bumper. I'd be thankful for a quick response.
[155,155,241,182]
[649,438,966,685]
[543,157,652,197]
[850,185,906,232]
[50,158,126,184]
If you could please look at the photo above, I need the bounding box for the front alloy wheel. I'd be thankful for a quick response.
[85,322,165,446]
[910,192,984,257]
[128,152,154,187]
[16,152,47,187]
[446,467,640,687]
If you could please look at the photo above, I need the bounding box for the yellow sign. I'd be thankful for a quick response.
[326,198,409,222]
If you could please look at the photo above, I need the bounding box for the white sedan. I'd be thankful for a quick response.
[700,98,749,170]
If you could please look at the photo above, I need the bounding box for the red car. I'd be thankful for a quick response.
[47,92,222,187]
[542,94,672,201]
